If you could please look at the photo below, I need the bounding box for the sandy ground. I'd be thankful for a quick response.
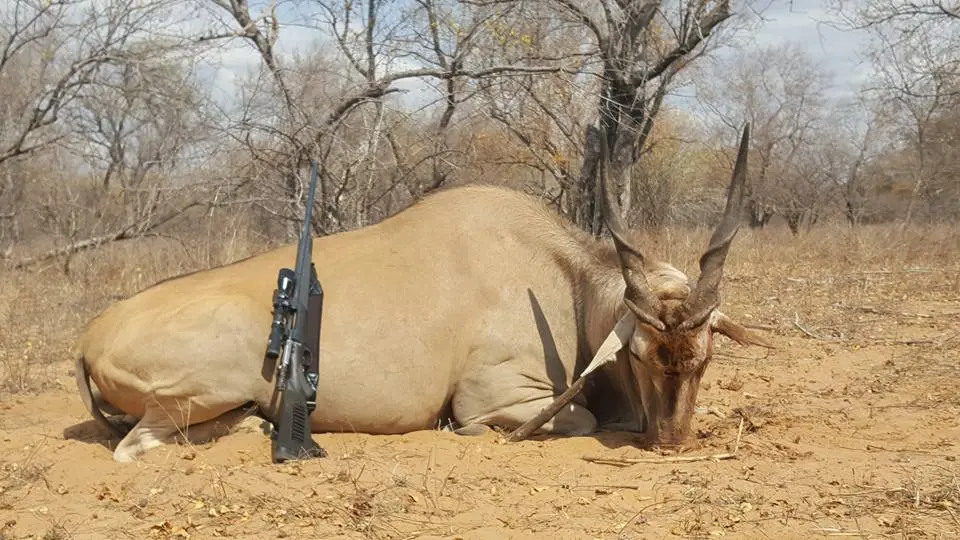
[2,244,959,539]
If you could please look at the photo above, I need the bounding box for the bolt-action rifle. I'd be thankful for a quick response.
[265,160,327,463]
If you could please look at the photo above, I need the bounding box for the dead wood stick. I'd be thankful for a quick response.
[945,504,960,528]
[744,323,777,331]
[505,373,592,442]
[9,230,132,269]
[793,312,837,341]
[582,417,745,465]
[583,453,738,465]
[853,268,935,275]
[569,484,642,491]
[892,338,938,345]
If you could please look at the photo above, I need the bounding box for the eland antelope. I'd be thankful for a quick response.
[75,124,770,462]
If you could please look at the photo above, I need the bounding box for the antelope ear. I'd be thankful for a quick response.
[711,311,775,349]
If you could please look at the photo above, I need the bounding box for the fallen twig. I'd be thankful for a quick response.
[714,351,769,360]
[839,487,909,498]
[793,312,838,341]
[856,305,959,319]
[583,453,737,465]
[853,268,935,275]
[809,530,876,537]
[569,484,642,491]
[855,334,955,348]
[945,504,960,528]
[583,417,744,466]
[705,406,727,419]
[744,323,777,331]
[892,338,938,346]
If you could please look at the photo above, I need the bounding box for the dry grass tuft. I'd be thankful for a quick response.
[0,441,53,508]
[845,464,960,514]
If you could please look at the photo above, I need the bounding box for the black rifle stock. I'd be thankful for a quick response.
[265,160,327,463]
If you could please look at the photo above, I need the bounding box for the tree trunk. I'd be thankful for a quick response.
[785,210,803,235]
[576,125,603,235]
[747,198,773,229]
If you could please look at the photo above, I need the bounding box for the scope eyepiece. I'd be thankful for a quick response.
[277,268,295,296]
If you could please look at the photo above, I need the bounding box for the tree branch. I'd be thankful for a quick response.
[631,0,733,86]
[553,0,608,49]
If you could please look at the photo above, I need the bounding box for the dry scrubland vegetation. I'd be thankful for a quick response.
[1,0,959,537]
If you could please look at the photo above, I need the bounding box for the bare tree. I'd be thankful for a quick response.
[566,0,742,235]
[465,4,596,215]
[827,0,960,226]
[0,0,192,165]
[697,41,834,232]
[624,110,715,229]
[868,23,958,226]
[0,0,232,266]
[462,0,745,233]
[199,0,583,236]
[826,0,958,28]
[828,95,885,226]
[65,48,216,233]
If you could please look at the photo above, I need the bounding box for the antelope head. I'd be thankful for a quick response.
[600,124,773,447]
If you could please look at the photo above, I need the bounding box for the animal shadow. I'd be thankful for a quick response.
[62,418,125,453]
[525,289,651,452]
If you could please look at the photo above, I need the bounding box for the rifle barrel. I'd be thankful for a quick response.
[291,161,320,342]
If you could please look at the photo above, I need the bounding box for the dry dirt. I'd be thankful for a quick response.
[1,226,959,539]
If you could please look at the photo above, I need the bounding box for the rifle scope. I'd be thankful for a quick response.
[266,268,296,359]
